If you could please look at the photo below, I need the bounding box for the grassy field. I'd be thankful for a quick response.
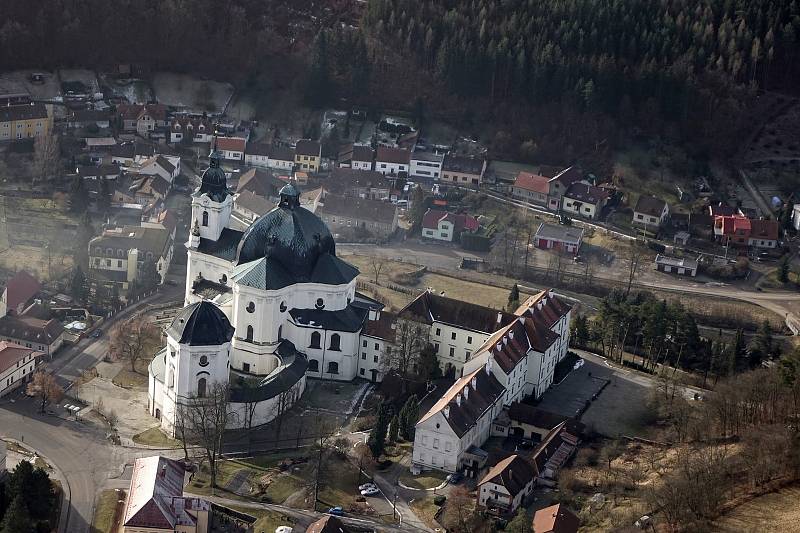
[410,497,442,529]
[712,485,800,532]
[132,427,180,448]
[398,470,447,490]
[91,489,125,533]
[112,358,151,389]
[229,506,294,533]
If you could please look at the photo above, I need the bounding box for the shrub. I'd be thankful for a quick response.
[433,495,446,506]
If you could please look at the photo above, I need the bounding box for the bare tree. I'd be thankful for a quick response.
[33,131,60,184]
[442,486,474,532]
[174,403,191,461]
[26,371,64,413]
[271,386,296,447]
[381,319,428,390]
[182,382,237,491]
[624,240,646,296]
[109,316,161,372]
[369,256,386,284]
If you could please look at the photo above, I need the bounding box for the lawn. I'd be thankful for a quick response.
[410,497,443,529]
[229,506,294,533]
[132,427,180,448]
[316,454,362,510]
[713,485,800,532]
[398,470,447,490]
[91,489,125,533]
[113,358,155,389]
[262,473,303,504]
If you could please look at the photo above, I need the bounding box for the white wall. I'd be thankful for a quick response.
[429,322,493,376]
[357,335,386,382]
[0,352,37,397]
[191,193,233,242]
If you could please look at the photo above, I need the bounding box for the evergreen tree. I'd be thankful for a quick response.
[68,174,89,214]
[305,32,332,108]
[571,314,589,347]
[506,508,531,533]
[778,255,790,283]
[97,177,111,215]
[70,266,88,304]
[399,395,419,440]
[368,401,390,459]
[388,414,399,443]
[417,345,442,381]
[507,284,520,311]
[0,496,31,533]
[138,258,160,292]
[731,328,745,375]
[408,186,427,230]
[748,320,775,367]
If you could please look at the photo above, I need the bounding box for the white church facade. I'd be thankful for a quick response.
[148,151,387,436]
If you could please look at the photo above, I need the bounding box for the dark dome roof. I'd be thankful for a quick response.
[235,185,336,278]
[167,301,234,346]
[198,151,230,202]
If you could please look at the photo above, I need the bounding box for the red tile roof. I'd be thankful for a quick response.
[0,341,41,375]
[215,136,246,153]
[421,209,479,233]
[749,218,779,241]
[532,503,580,533]
[3,271,40,315]
[514,172,550,194]
[715,215,751,236]
[376,146,411,165]
[478,454,536,497]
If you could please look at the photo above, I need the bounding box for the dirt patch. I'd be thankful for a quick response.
[151,72,233,112]
[712,485,800,532]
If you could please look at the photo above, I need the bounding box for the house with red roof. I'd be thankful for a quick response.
[421,209,479,243]
[477,454,536,515]
[213,136,246,161]
[713,215,751,246]
[117,104,167,136]
[511,172,550,206]
[1,270,41,317]
[0,341,42,397]
[532,503,580,533]
[748,218,780,249]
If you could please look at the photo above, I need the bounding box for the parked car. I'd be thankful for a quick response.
[358,482,377,491]
[327,507,344,516]
[360,486,380,496]
[446,472,463,484]
[275,527,293,533]
[90,330,103,338]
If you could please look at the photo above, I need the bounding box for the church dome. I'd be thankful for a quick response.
[167,301,234,346]
[197,150,230,202]
[235,184,335,278]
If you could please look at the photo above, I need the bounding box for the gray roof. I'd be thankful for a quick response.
[655,254,698,269]
[197,228,244,261]
[167,301,234,346]
[232,252,358,291]
[0,103,48,122]
[634,195,668,217]
[229,340,308,402]
[534,222,584,244]
[319,194,396,224]
[442,154,484,174]
[289,303,368,332]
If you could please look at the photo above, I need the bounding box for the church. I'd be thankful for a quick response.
[148,151,388,435]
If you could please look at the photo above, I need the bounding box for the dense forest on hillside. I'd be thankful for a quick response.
[1,0,798,162]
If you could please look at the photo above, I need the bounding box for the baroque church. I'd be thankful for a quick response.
[148,151,388,435]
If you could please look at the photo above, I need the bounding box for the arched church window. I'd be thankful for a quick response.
[246,325,254,342]
[197,377,207,398]
[315,298,325,310]
[279,301,287,312]
[327,361,339,374]
[220,274,227,284]
[310,331,321,349]
[202,211,209,226]
[246,301,255,313]
[199,355,209,367]
[308,359,319,372]
[329,333,341,351]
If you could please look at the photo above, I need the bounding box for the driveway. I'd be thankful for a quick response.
[535,359,611,419]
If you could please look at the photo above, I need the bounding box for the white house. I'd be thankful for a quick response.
[562,182,609,220]
[0,341,42,397]
[421,209,479,243]
[410,151,444,180]
[412,364,506,475]
[214,137,246,162]
[375,147,411,176]
[267,145,296,172]
[244,143,271,168]
[88,224,174,291]
[338,144,374,171]
[139,155,181,185]
[633,195,669,232]
[357,310,395,382]
[477,454,536,514]
[654,254,698,277]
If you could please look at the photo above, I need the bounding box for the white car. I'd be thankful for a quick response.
[275,527,293,533]
[360,486,380,496]
[358,482,377,491]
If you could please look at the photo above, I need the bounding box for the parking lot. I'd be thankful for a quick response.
[536,358,611,419]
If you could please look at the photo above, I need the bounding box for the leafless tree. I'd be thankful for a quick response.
[26,371,64,413]
[624,240,646,296]
[442,486,474,532]
[174,403,191,461]
[109,316,161,372]
[381,319,428,390]
[369,256,386,284]
[182,382,237,491]
[33,131,60,184]
[271,386,297,446]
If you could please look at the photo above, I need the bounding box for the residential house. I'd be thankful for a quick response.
[139,155,181,184]
[0,342,42,398]
[0,102,52,141]
[655,254,698,277]
[328,168,395,201]
[514,290,573,365]
[708,203,739,217]
[358,310,396,382]
[295,139,322,172]
[375,147,411,176]
[85,137,118,150]
[532,504,580,533]
[477,454,536,515]
[267,145,296,172]
[234,190,276,223]
[67,109,111,129]
[307,515,351,533]
[511,172,550,206]
[421,209,479,243]
[1,270,41,317]
[544,166,584,211]
[143,209,178,241]
[412,364,506,475]
[441,154,486,187]
[506,403,584,443]
[237,168,285,199]
[89,225,174,292]
[531,422,580,481]
[170,116,213,144]
[77,164,122,182]
[398,291,518,377]
[108,142,154,166]
[244,143,271,168]
[214,137,246,162]
[633,195,670,232]
[0,315,65,356]
[714,215,751,247]
[129,173,171,206]
[117,104,167,136]
[410,151,444,180]
[338,144,374,170]
[318,194,398,239]
[122,456,210,533]
[534,223,584,255]
[748,218,779,249]
[562,182,609,220]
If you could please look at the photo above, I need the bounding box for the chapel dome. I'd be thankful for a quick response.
[197,150,230,202]
[234,183,335,278]
[167,301,234,346]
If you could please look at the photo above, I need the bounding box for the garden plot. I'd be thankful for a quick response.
[0,70,61,100]
[151,72,234,113]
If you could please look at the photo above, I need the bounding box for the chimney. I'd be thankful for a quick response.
[471,376,477,389]
[443,406,450,418]
[485,358,493,375]
[464,386,469,400]
[502,336,508,345]
[497,311,503,324]
[160,465,166,478]
[456,393,462,406]
[509,330,514,340]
